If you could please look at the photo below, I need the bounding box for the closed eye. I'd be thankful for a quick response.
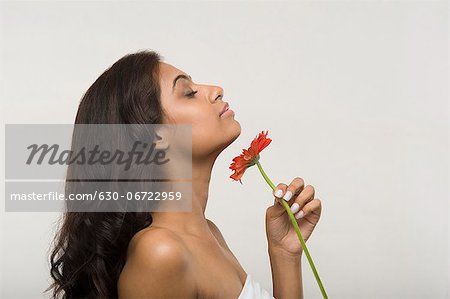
[185,90,198,98]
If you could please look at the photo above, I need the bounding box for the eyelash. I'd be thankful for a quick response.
[185,90,198,98]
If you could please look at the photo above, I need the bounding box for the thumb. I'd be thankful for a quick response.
[266,197,287,220]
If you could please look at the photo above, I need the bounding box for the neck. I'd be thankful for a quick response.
[150,154,218,236]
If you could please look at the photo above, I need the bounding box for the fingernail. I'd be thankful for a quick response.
[283,191,293,201]
[274,189,283,198]
[295,210,305,219]
[290,203,300,214]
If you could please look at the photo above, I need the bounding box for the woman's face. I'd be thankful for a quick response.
[158,62,241,158]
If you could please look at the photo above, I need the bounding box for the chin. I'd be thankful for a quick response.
[222,122,241,149]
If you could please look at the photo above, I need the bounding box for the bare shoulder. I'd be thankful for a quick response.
[118,227,197,298]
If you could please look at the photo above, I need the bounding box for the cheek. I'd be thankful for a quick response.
[191,114,221,140]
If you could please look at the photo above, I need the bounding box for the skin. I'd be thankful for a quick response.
[117,62,322,299]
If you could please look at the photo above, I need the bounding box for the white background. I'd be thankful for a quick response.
[0,1,448,298]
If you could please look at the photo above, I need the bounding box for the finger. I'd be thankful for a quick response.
[267,185,288,219]
[295,198,322,220]
[272,183,288,205]
[296,185,315,209]
[282,177,305,205]
[293,185,315,219]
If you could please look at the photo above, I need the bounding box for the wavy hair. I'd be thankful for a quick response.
[46,50,163,298]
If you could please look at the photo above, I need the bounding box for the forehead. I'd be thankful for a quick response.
[159,62,187,83]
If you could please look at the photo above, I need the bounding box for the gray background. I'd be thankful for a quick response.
[0,1,448,298]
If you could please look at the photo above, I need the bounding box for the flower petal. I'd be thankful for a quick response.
[229,130,272,183]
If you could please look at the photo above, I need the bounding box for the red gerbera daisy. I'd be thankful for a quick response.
[229,130,272,184]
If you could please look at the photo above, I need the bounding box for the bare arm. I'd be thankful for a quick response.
[269,245,303,299]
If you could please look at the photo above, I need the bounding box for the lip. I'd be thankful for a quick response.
[219,102,230,117]
[221,109,234,117]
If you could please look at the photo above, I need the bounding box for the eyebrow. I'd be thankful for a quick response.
[172,74,192,92]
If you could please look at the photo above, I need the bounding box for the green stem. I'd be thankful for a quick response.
[256,160,328,299]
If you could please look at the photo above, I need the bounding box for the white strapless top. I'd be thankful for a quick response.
[237,273,274,299]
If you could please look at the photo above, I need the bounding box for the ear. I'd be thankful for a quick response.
[153,127,170,151]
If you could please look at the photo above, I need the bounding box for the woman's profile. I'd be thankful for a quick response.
[47,50,322,299]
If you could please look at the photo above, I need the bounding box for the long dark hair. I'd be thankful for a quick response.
[47,50,163,298]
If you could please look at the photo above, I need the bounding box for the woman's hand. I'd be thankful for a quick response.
[265,177,322,257]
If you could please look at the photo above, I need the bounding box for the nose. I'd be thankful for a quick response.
[208,86,224,103]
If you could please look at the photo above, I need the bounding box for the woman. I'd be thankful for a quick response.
[48,50,322,299]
